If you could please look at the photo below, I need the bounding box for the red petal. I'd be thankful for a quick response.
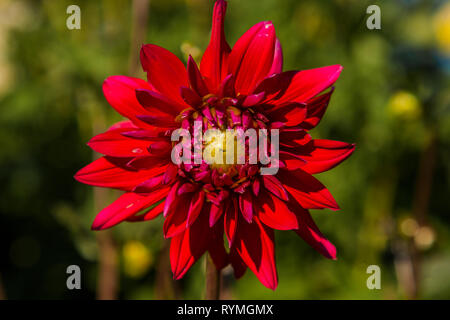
[269,38,283,75]
[74,157,167,191]
[135,89,187,116]
[140,44,189,105]
[187,56,209,97]
[163,194,190,238]
[163,181,180,217]
[136,115,177,128]
[107,120,138,131]
[257,189,298,230]
[301,89,334,130]
[299,139,355,174]
[229,21,276,95]
[208,218,229,270]
[224,197,238,248]
[255,65,343,104]
[200,0,231,92]
[186,190,205,227]
[229,247,247,279]
[267,102,307,127]
[87,129,151,157]
[91,189,169,230]
[170,212,210,280]
[132,174,164,193]
[126,200,165,222]
[239,190,254,223]
[209,202,224,227]
[234,216,278,290]
[262,175,289,201]
[288,200,337,259]
[102,76,154,129]
[278,169,339,210]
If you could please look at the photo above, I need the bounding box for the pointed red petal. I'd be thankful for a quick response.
[126,200,165,222]
[187,56,209,97]
[288,200,337,260]
[135,89,187,116]
[87,129,151,158]
[229,21,276,95]
[257,189,298,230]
[186,190,205,227]
[262,175,289,201]
[255,65,343,104]
[235,216,278,290]
[299,139,355,174]
[224,197,238,247]
[301,88,334,130]
[269,38,283,75]
[74,157,167,191]
[200,0,231,92]
[278,169,340,210]
[140,44,189,105]
[170,212,210,280]
[102,76,154,129]
[92,188,169,230]
[239,190,254,223]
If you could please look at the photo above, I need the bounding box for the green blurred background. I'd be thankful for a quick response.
[0,0,449,299]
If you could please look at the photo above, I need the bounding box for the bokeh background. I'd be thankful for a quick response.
[0,0,449,300]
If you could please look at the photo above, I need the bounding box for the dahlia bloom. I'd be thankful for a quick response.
[75,0,354,290]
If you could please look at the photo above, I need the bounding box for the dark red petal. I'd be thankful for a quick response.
[163,181,180,217]
[262,175,289,201]
[234,216,278,290]
[187,56,209,97]
[170,212,210,280]
[255,65,342,104]
[163,163,178,185]
[135,89,187,116]
[102,76,154,129]
[180,86,202,108]
[87,129,151,158]
[267,102,307,127]
[209,202,224,227]
[140,44,189,105]
[301,88,334,130]
[288,200,337,259]
[278,169,340,210]
[136,115,178,128]
[229,21,276,95]
[74,157,167,191]
[186,190,205,227]
[229,247,247,279]
[239,190,254,223]
[256,189,298,230]
[299,139,355,174]
[224,196,238,248]
[200,0,231,92]
[208,218,229,270]
[91,189,169,230]
[163,194,190,238]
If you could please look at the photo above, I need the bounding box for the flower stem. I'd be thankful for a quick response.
[205,254,221,300]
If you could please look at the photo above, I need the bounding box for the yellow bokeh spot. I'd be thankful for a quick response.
[122,241,153,278]
[434,3,450,55]
[387,91,422,121]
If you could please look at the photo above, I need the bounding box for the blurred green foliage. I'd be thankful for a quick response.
[0,0,449,299]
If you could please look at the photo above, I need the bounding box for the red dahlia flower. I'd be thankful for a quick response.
[75,0,355,290]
